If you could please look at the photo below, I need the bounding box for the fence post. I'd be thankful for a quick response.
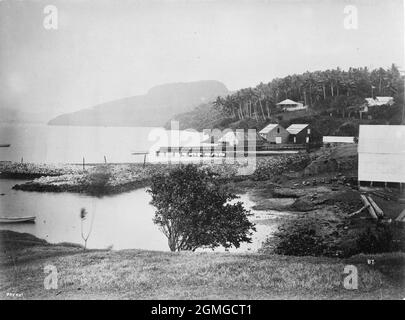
[104,155,107,164]
[83,157,85,171]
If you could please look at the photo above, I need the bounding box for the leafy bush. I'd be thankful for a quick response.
[356,224,402,254]
[86,165,112,195]
[148,164,255,252]
[263,219,329,256]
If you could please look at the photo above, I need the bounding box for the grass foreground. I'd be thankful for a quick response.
[0,231,404,300]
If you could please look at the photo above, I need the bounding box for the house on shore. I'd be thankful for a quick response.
[286,124,311,144]
[259,123,290,144]
[358,125,405,189]
[218,130,267,149]
[277,99,308,112]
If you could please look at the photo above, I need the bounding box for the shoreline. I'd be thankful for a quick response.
[0,154,310,195]
[2,146,404,258]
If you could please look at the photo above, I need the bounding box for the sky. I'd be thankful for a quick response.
[0,0,404,117]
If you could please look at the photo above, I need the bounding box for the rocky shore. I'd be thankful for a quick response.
[0,162,83,179]
[10,163,169,195]
[2,154,311,196]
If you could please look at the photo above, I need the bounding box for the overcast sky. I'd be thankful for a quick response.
[0,0,403,116]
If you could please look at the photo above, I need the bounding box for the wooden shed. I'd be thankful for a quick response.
[259,123,290,144]
[286,124,311,144]
[218,130,266,149]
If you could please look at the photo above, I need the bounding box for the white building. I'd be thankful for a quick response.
[364,96,394,109]
[358,125,405,184]
[277,99,308,112]
[259,123,290,143]
[323,136,356,144]
[286,124,311,144]
[218,130,265,147]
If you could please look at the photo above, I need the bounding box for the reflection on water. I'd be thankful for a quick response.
[0,179,277,252]
[0,124,204,164]
[0,179,166,250]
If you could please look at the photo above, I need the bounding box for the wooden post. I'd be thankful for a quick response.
[367,196,384,218]
[104,155,107,164]
[360,195,378,220]
[83,157,85,171]
[349,204,369,217]
[384,182,387,189]
[143,154,146,168]
[21,157,23,164]
[395,209,405,222]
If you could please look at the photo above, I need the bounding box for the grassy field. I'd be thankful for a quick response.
[0,231,404,300]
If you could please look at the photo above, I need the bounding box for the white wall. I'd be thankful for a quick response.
[323,136,355,143]
[358,153,405,183]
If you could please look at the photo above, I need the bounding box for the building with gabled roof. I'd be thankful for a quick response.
[365,96,394,107]
[218,130,266,148]
[286,124,311,144]
[259,123,290,144]
[277,99,308,112]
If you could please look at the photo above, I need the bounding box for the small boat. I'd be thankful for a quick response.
[0,144,11,148]
[0,216,36,223]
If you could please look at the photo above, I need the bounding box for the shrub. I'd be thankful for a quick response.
[86,165,112,195]
[356,224,400,254]
[148,164,255,252]
[263,219,329,256]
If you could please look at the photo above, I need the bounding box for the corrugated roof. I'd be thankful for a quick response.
[277,99,298,105]
[218,130,265,145]
[286,124,308,135]
[365,98,375,105]
[365,96,394,106]
[375,96,394,103]
[259,123,279,134]
[358,125,405,154]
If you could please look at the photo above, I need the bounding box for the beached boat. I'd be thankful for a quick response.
[0,216,36,223]
[0,144,11,148]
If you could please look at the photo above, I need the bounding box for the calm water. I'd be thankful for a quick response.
[0,124,203,164]
[0,179,276,252]
[0,124,277,252]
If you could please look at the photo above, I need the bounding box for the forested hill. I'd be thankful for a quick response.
[168,65,404,136]
[48,81,228,127]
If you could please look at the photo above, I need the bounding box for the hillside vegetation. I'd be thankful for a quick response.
[169,65,404,134]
